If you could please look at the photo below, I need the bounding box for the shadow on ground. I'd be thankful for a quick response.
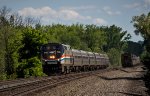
[119,69,146,73]
[98,75,143,81]
[144,72,150,95]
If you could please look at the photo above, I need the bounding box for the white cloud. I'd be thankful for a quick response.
[18,6,88,21]
[103,6,121,15]
[144,0,150,8]
[144,0,150,5]
[124,3,141,9]
[60,5,96,11]
[93,18,107,25]
[58,9,83,20]
[124,0,150,10]
[18,6,107,25]
[18,7,56,17]
[103,6,111,11]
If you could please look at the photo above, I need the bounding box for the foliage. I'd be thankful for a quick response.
[19,27,47,60]
[16,57,45,78]
[101,25,131,52]
[0,6,23,79]
[83,25,106,52]
[107,48,121,67]
[132,12,150,40]
[141,50,150,62]
[132,12,150,95]
[17,27,47,78]
[132,12,150,65]
[124,41,143,56]
[99,25,131,66]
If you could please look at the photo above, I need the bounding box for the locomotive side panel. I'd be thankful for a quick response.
[61,49,73,65]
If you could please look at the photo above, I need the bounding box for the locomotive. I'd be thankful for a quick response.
[121,52,140,67]
[40,43,110,74]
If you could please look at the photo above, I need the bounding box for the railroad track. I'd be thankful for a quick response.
[0,68,121,96]
[0,77,46,88]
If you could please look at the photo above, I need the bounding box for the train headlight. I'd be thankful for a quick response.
[50,55,55,59]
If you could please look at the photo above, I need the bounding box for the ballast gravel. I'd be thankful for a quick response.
[36,65,148,96]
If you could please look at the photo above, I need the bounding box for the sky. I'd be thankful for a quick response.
[0,0,150,42]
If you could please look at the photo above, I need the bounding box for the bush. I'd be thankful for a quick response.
[0,73,6,80]
[16,57,45,78]
[141,51,150,69]
[107,48,121,67]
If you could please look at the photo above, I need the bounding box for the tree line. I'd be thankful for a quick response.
[0,6,144,80]
[132,12,150,94]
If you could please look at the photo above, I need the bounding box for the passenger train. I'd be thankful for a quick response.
[40,43,110,74]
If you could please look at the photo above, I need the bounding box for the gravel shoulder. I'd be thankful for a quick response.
[36,64,148,96]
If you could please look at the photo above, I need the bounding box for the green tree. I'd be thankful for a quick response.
[107,48,121,67]
[102,25,131,52]
[124,41,143,56]
[132,12,150,95]
[19,27,47,60]
[17,57,44,78]
[132,12,150,66]
[17,26,47,77]
[132,13,150,40]
[83,24,106,52]
[100,25,131,66]
[0,6,23,79]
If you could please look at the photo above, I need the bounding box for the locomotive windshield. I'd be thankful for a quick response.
[41,43,64,59]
